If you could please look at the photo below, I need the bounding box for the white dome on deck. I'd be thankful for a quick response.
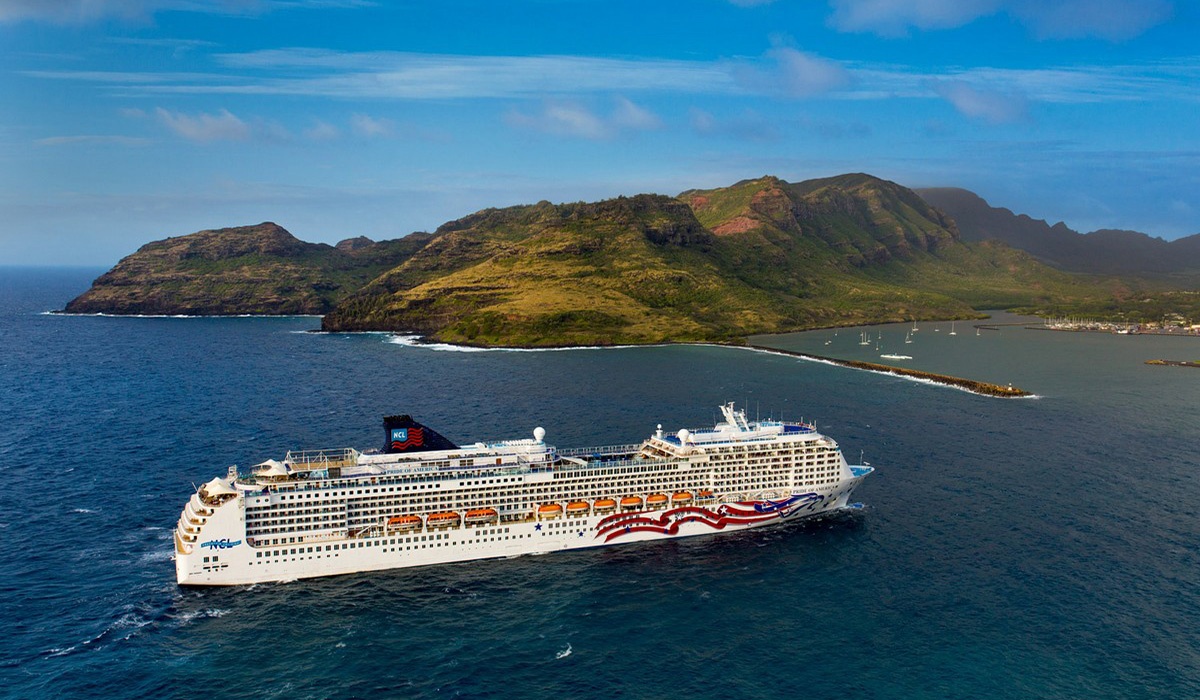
[253,459,290,477]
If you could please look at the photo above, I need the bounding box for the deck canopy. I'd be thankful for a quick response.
[253,459,290,478]
[201,477,237,497]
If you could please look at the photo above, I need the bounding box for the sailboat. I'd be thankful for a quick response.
[949,321,957,336]
[911,320,919,333]
[859,331,870,346]
[905,331,912,344]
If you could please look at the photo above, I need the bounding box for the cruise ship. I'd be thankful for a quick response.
[174,404,874,586]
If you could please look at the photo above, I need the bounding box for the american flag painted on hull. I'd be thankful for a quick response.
[593,494,825,542]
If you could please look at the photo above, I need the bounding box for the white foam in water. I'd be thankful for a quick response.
[555,643,573,659]
[175,608,229,626]
[72,508,98,514]
[140,549,173,564]
[385,334,669,353]
[46,311,321,319]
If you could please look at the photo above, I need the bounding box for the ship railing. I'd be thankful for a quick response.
[285,448,361,471]
[557,443,643,458]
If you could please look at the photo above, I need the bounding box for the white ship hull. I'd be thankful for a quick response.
[175,405,873,586]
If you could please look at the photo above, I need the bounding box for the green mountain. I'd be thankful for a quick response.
[64,222,432,315]
[322,174,1107,345]
[66,174,1116,345]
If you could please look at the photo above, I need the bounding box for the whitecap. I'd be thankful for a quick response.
[555,643,573,659]
[174,608,228,626]
[72,508,98,514]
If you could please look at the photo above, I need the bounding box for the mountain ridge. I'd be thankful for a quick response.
[916,187,1200,275]
[65,173,1120,345]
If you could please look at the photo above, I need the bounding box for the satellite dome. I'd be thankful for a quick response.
[534,426,546,442]
[677,429,690,444]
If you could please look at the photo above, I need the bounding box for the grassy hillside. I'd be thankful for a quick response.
[324,174,1114,345]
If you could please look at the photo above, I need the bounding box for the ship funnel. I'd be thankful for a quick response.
[382,415,459,454]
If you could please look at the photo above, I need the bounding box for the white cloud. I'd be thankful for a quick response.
[506,97,662,140]
[1010,0,1174,41]
[349,113,393,138]
[611,96,663,130]
[27,49,1200,109]
[828,0,999,36]
[827,0,1173,40]
[932,80,1028,124]
[155,107,250,141]
[732,47,851,98]
[304,119,340,140]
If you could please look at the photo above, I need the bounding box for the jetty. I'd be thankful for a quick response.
[1145,359,1200,368]
[745,344,1032,398]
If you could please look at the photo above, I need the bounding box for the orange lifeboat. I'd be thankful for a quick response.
[593,498,617,513]
[388,514,423,531]
[696,489,715,503]
[426,511,461,528]
[566,501,590,516]
[537,503,564,520]
[671,491,693,504]
[620,496,643,511]
[646,493,668,509]
[465,508,498,525]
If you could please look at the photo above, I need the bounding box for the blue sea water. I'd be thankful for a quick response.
[2,267,1199,699]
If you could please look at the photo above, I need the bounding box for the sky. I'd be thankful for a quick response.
[2,0,1198,265]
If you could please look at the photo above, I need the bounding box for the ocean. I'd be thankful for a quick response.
[2,267,1198,699]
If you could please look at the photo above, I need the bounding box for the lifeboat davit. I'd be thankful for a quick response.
[646,493,668,509]
[620,496,643,511]
[593,498,617,513]
[566,501,590,516]
[387,514,423,531]
[696,489,716,503]
[427,511,461,528]
[465,508,498,525]
[671,491,693,504]
[537,503,563,520]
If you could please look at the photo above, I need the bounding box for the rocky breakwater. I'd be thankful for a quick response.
[746,344,1032,398]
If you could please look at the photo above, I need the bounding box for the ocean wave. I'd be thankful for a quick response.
[72,508,98,514]
[385,335,670,353]
[555,643,573,659]
[45,311,321,319]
